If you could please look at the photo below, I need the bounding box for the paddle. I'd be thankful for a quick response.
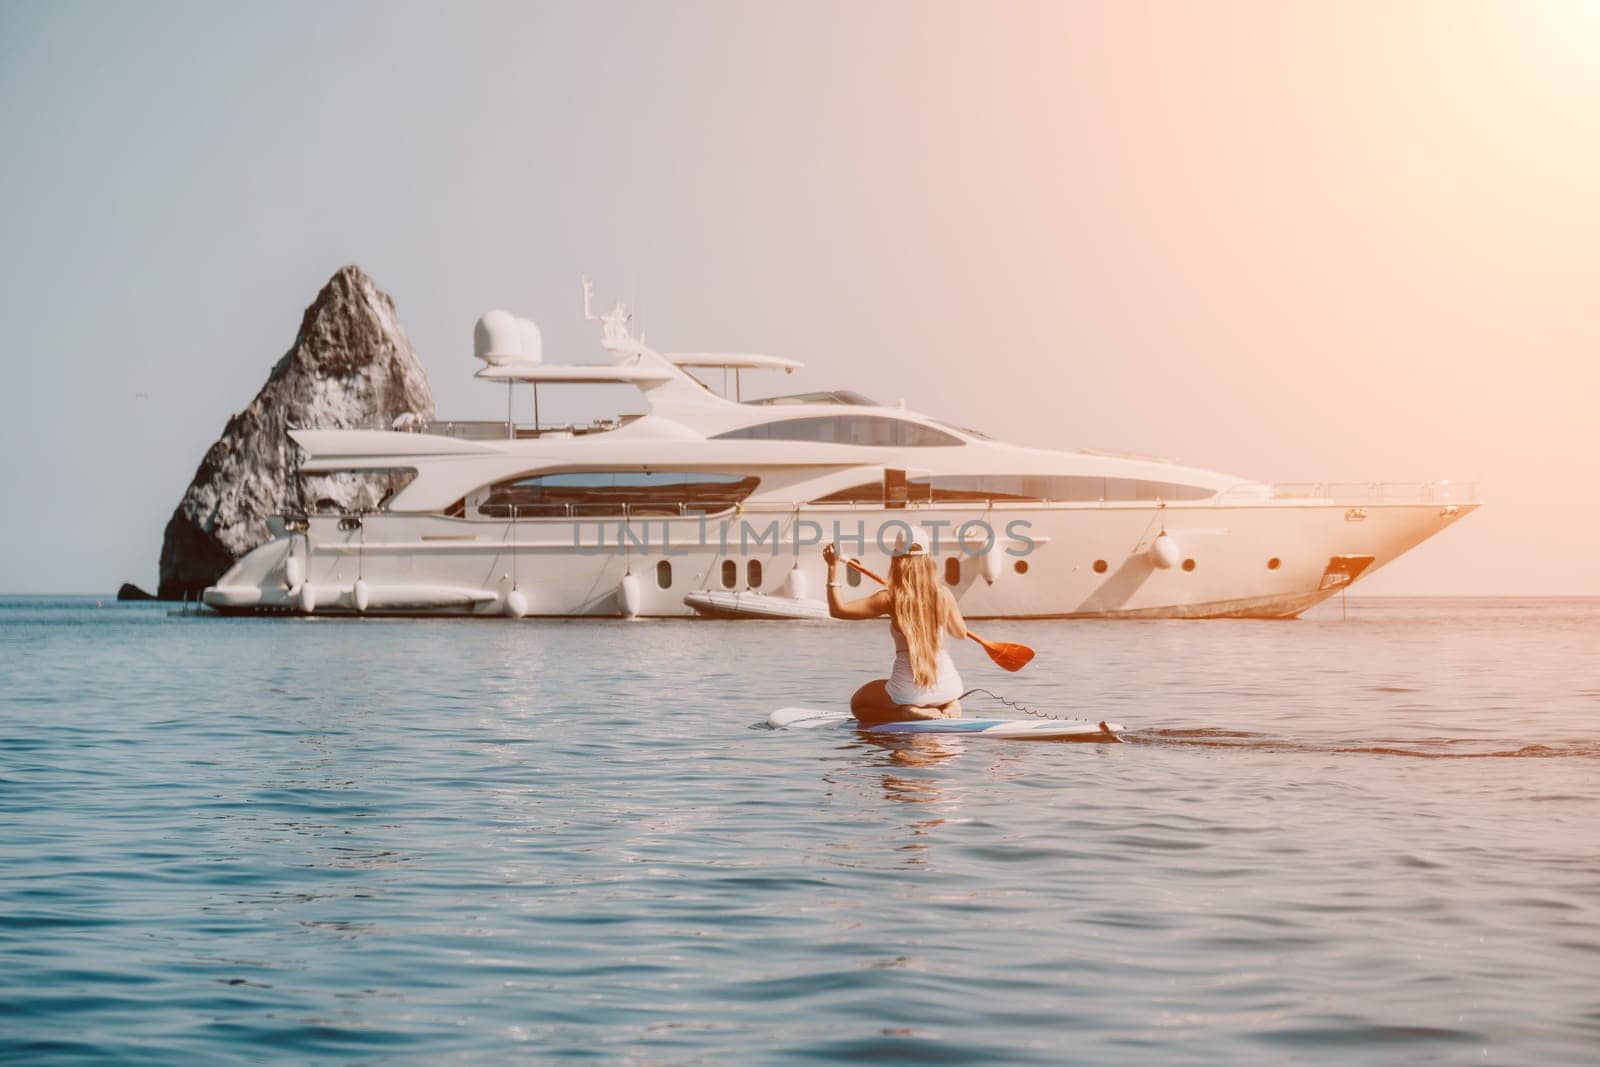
[844,558,1036,672]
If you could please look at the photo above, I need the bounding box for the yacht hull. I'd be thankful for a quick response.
[204,500,1474,620]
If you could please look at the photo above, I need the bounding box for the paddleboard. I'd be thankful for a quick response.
[769,707,1123,741]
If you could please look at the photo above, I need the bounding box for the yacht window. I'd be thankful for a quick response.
[846,566,861,588]
[713,416,964,447]
[818,475,1214,506]
[747,559,763,588]
[479,470,760,517]
[656,560,672,589]
[1267,557,1281,570]
[1093,559,1108,573]
[721,560,738,588]
[1182,558,1196,572]
[945,557,961,585]
[905,475,1216,503]
[1014,559,1029,575]
[810,482,882,505]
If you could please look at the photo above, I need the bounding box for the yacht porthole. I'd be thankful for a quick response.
[747,559,763,588]
[945,557,961,585]
[721,560,737,588]
[1267,557,1281,570]
[1182,558,1196,572]
[1014,559,1029,575]
[1093,559,1108,574]
[846,567,861,588]
[656,560,672,589]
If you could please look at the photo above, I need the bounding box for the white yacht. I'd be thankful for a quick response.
[204,279,1477,619]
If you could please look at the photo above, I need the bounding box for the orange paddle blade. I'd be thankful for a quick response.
[969,633,1035,672]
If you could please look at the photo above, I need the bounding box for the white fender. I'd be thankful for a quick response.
[782,566,809,600]
[979,544,1003,585]
[1150,533,1181,570]
[503,588,528,619]
[298,582,317,613]
[284,554,304,590]
[618,573,641,618]
[353,579,370,612]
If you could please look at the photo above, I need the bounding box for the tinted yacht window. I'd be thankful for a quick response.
[812,475,1215,505]
[714,416,964,447]
[810,482,882,505]
[480,471,759,517]
[907,475,1216,503]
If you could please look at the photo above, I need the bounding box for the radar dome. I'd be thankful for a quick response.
[474,310,543,366]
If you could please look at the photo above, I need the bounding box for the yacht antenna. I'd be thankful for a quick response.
[582,275,636,346]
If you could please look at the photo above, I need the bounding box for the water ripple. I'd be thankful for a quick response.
[1,595,1598,1063]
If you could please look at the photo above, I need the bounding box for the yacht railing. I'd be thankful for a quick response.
[784,481,1479,511]
[469,482,1481,519]
[473,483,1481,518]
[425,418,627,439]
[304,480,1481,524]
[299,417,630,440]
[425,420,520,440]
[297,480,1479,521]
[1223,481,1480,506]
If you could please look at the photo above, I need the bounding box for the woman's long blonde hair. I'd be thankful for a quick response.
[889,554,956,687]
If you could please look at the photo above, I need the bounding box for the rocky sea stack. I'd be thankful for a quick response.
[157,266,434,600]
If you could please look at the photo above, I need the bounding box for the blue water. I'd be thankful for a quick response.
[2,596,1597,1064]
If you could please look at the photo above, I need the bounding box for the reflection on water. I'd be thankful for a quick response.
[864,738,965,868]
[1136,726,1600,759]
[1,595,1598,1064]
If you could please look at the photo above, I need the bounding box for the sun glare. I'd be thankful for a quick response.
[1496,0,1600,102]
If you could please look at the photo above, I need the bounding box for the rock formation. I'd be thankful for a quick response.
[157,266,434,599]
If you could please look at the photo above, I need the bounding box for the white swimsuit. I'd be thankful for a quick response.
[886,621,964,707]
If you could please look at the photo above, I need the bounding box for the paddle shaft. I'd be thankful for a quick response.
[841,557,1033,670]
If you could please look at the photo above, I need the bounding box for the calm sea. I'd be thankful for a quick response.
[2,596,1597,1064]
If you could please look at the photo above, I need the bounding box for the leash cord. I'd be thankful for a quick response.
[958,687,1062,721]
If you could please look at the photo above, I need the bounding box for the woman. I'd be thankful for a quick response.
[823,531,968,722]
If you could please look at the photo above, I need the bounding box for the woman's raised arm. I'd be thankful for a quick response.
[823,543,890,620]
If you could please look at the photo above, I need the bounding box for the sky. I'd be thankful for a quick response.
[0,0,1596,595]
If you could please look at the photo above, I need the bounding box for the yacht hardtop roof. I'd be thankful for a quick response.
[474,362,676,385]
[666,352,802,371]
